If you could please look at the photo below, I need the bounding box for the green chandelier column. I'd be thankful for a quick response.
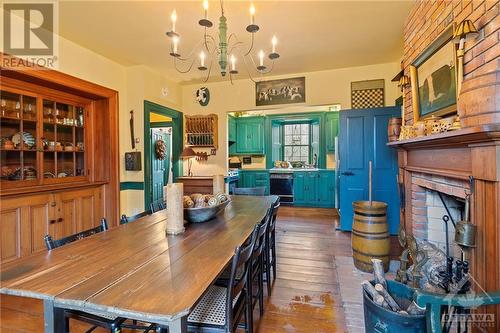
[218,15,228,76]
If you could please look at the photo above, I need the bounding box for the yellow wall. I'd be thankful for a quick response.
[6,23,183,216]
[181,62,400,175]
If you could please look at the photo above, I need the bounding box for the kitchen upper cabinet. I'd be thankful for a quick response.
[228,115,236,142]
[238,170,270,195]
[236,117,265,154]
[325,112,340,152]
[293,170,335,207]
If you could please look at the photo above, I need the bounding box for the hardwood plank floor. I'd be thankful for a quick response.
[255,206,348,333]
[0,206,351,333]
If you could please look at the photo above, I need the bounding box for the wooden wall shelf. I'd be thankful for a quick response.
[184,114,218,149]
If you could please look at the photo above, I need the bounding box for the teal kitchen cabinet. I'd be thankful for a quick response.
[236,117,265,154]
[325,112,340,152]
[293,170,335,207]
[237,170,270,195]
[228,115,237,155]
[317,170,335,207]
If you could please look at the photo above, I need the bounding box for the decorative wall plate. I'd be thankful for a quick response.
[12,132,35,149]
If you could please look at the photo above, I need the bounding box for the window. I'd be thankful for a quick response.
[284,123,310,163]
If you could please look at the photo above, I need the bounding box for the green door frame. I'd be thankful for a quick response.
[144,100,183,210]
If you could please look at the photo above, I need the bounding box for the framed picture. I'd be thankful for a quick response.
[410,25,457,122]
[256,77,305,106]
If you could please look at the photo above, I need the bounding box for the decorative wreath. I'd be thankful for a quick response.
[155,139,167,160]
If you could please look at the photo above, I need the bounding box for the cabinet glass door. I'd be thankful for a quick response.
[1,90,39,185]
[42,100,86,181]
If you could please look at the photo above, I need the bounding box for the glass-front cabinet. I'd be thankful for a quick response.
[0,87,89,188]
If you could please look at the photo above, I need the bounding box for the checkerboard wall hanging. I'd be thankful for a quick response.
[351,79,385,109]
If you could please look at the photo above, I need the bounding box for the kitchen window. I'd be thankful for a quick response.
[284,123,310,163]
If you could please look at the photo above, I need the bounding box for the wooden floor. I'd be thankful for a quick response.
[1,206,350,333]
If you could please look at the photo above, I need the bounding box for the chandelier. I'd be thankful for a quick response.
[166,0,280,83]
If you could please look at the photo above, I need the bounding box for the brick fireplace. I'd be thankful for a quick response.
[410,172,468,257]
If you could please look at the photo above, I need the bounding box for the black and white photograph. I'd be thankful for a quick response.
[256,77,305,106]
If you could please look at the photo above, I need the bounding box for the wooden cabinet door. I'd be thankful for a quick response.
[0,198,25,263]
[55,186,104,234]
[1,194,56,260]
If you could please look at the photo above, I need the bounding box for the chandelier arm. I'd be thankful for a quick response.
[174,39,206,61]
[173,56,196,74]
[238,49,257,83]
[228,42,244,55]
[244,33,255,57]
[203,57,214,83]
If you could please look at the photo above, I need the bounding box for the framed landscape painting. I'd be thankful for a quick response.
[256,77,305,106]
[410,25,457,122]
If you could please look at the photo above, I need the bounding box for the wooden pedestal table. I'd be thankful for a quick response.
[0,195,277,333]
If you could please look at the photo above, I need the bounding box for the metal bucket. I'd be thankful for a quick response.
[352,200,390,272]
[363,280,427,333]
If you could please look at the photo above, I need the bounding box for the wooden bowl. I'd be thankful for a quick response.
[184,199,231,223]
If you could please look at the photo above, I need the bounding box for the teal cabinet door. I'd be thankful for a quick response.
[228,115,236,142]
[325,112,340,152]
[318,171,335,207]
[236,117,265,154]
[293,172,306,204]
[238,170,269,194]
[304,172,318,203]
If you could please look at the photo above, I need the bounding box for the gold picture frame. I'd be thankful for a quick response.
[410,25,458,123]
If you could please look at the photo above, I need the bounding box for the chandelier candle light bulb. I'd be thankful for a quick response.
[272,35,277,53]
[203,0,208,19]
[172,36,179,55]
[250,3,255,25]
[231,54,236,71]
[200,51,205,67]
[171,10,177,32]
[259,50,264,66]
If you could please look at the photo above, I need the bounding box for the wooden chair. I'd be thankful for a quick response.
[120,211,149,225]
[150,200,166,213]
[264,197,280,296]
[185,224,260,333]
[415,289,500,333]
[44,218,108,250]
[233,187,266,196]
[44,218,127,333]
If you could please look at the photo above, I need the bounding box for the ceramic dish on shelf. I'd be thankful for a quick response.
[12,131,35,149]
[44,172,55,178]
[57,172,67,178]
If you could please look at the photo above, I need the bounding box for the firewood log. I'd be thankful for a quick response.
[374,283,401,311]
[361,281,390,309]
[371,258,387,289]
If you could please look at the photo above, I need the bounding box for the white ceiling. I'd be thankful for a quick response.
[58,1,413,83]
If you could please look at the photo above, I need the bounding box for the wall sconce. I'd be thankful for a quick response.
[398,74,411,92]
[453,20,479,94]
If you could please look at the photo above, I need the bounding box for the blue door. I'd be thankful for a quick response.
[151,128,171,204]
[339,107,400,234]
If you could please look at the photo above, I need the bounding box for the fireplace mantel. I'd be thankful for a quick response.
[390,124,500,322]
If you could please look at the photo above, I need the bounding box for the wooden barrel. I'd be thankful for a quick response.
[352,201,390,273]
[387,117,402,142]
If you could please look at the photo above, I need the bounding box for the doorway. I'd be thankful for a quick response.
[144,101,183,210]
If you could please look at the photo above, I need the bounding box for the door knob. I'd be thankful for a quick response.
[341,171,354,176]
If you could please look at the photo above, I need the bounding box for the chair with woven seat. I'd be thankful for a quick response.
[150,200,166,213]
[44,218,127,333]
[264,197,280,296]
[186,224,259,333]
[233,187,266,196]
[120,210,149,225]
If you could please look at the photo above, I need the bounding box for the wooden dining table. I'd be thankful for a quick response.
[0,195,276,333]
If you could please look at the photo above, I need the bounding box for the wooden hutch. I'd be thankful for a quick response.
[0,54,119,264]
